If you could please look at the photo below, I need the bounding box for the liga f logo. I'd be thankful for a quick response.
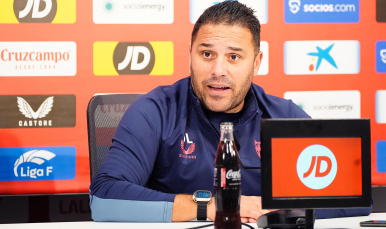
[296,144,337,190]
[0,0,76,24]
[93,41,174,76]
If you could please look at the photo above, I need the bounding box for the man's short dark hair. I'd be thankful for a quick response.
[191,1,261,54]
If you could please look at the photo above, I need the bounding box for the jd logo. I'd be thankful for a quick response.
[14,0,57,23]
[93,41,174,76]
[296,144,337,190]
[113,42,155,75]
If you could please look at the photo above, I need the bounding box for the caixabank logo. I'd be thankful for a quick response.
[0,42,77,76]
[0,147,75,181]
[284,40,360,75]
[0,95,76,128]
[285,0,359,23]
[0,0,76,24]
[94,41,174,76]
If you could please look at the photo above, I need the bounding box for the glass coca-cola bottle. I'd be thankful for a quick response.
[214,122,241,229]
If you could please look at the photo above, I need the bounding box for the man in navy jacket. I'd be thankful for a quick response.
[90,1,371,223]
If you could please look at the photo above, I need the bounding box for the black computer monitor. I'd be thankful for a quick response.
[261,119,372,209]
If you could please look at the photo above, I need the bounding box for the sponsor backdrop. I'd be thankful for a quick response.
[0,0,385,195]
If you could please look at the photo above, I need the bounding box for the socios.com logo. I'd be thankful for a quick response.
[289,0,301,14]
[0,146,76,181]
[296,145,337,190]
[94,41,174,76]
[0,0,76,24]
[376,41,386,73]
[285,0,359,23]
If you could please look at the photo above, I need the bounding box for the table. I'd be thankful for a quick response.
[2,213,385,229]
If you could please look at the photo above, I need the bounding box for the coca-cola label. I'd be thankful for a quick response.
[215,167,241,188]
[226,169,241,180]
[221,168,226,188]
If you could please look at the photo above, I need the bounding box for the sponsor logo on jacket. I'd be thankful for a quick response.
[180,133,196,159]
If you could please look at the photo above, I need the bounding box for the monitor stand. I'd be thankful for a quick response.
[305,209,315,229]
[256,209,315,229]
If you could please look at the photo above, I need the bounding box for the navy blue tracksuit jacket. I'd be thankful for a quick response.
[89,77,371,222]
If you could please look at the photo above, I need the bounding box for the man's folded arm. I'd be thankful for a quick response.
[89,96,177,222]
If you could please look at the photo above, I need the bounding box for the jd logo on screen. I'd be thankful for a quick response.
[0,146,76,181]
[285,0,359,23]
[307,44,337,72]
[94,41,174,76]
[0,0,75,23]
[296,144,337,190]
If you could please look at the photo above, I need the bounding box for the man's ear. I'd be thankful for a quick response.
[254,51,263,76]
[189,43,192,73]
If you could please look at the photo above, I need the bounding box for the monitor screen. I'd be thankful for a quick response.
[261,119,371,209]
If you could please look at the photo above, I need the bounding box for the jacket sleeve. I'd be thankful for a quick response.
[89,96,176,222]
[315,208,372,219]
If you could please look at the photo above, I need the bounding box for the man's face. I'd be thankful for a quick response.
[190,23,263,113]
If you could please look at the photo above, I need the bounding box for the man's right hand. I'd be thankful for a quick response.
[172,194,275,223]
[239,196,274,223]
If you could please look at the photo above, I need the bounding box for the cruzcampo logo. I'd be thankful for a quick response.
[0,0,76,24]
[93,41,174,76]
